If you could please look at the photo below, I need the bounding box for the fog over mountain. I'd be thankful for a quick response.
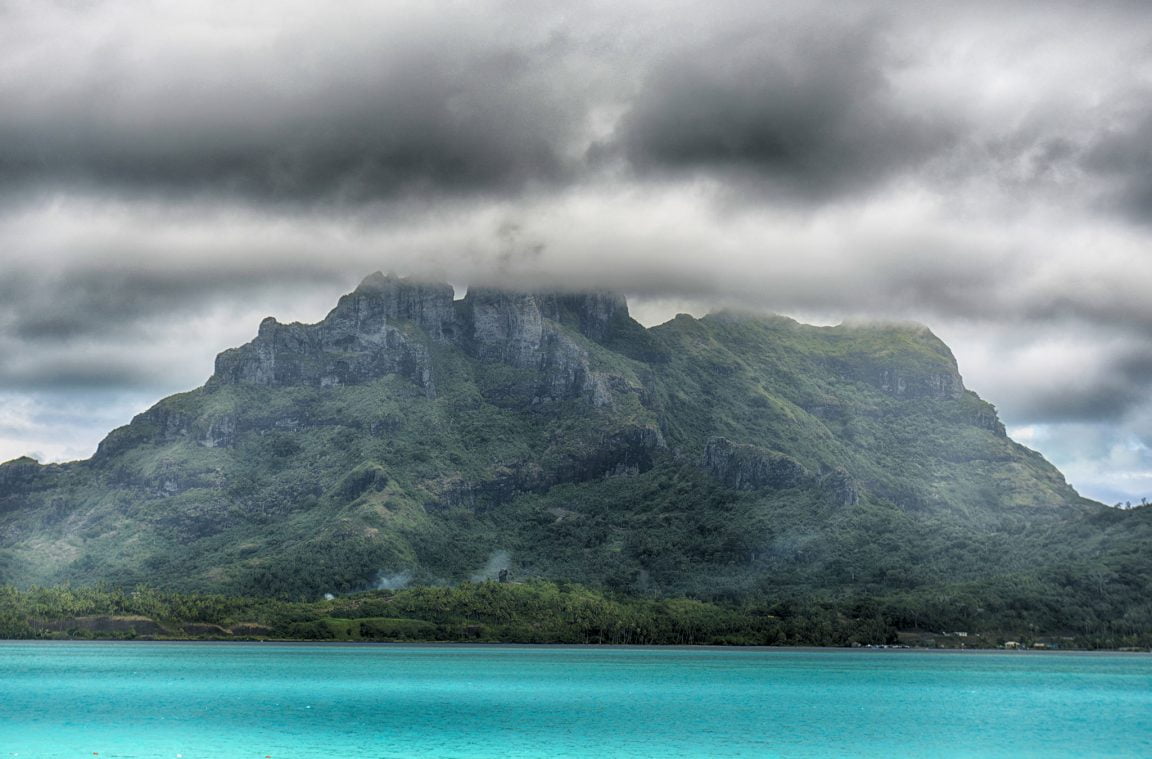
[4,0,1152,503]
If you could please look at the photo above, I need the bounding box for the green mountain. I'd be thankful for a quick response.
[2,273,1150,637]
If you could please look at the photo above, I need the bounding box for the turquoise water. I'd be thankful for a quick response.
[0,643,1149,758]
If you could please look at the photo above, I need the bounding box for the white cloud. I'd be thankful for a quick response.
[0,390,155,464]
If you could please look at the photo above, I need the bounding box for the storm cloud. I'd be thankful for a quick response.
[5,0,1152,500]
[8,0,1149,210]
[0,1,594,203]
[613,14,960,200]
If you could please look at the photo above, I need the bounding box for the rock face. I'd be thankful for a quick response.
[875,368,963,400]
[463,289,548,367]
[328,271,457,342]
[0,457,44,492]
[821,467,861,507]
[969,402,1007,436]
[829,324,966,400]
[210,273,628,406]
[0,457,50,508]
[703,438,860,505]
[537,292,629,343]
[211,275,439,395]
[460,288,622,405]
[703,437,811,491]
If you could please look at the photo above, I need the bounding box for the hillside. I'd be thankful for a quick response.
[1,273,1149,638]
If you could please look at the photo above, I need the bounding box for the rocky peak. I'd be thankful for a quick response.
[460,288,547,367]
[459,288,632,359]
[0,456,48,496]
[325,272,457,342]
[208,275,636,406]
[209,272,448,394]
[537,291,629,343]
[457,287,619,405]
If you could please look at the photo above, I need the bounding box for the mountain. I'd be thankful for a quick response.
[1,273,1150,636]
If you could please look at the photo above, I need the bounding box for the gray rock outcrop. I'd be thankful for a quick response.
[460,287,622,406]
[538,291,629,343]
[0,456,48,501]
[875,368,964,400]
[703,437,810,491]
[210,273,441,395]
[821,467,861,506]
[207,274,635,408]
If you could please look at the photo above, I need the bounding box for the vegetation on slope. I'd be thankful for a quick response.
[0,275,1148,643]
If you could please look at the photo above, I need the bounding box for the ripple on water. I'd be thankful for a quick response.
[0,643,1149,758]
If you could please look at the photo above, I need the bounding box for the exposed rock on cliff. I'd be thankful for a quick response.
[0,457,50,504]
[538,291,629,343]
[460,288,622,406]
[210,272,449,393]
[208,274,634,408]
[821,467,861,507]
[875,368,963,400]
[329,271,457,342]
[212,311,436,395]
[703,437,810,491]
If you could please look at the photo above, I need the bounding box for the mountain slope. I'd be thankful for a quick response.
[0,274,1141,622]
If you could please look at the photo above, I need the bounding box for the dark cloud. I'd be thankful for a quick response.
[1,0,1143,215]
[1081,98,1152,223]
[610,17,960,199]
[0,265,346,342]
[0,3,588,205]
[0,355,153,392]
[0,262,351,392]
[1010,373,1144,425]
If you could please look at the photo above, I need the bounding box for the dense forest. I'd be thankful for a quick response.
[3,580,1148,650]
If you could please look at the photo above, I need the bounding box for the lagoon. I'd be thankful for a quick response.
[1,642,1149,758]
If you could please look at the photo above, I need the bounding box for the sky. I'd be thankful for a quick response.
[2,0,1152,504]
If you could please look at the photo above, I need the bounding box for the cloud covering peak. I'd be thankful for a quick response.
[4,0,1152,501]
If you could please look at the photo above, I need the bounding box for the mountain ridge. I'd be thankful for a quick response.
[4,272,1144,636]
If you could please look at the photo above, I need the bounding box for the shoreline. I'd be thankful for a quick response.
[3,638,1149,654]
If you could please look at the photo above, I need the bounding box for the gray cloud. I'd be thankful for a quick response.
[1009,367,1147,426]
[0,265,345,342]
[0,1,595,205]
[611,15,960,200]
[4,0,1145,214]
[0,261,350,392]
[1081,100,1152,223]
[4,0,1152,500]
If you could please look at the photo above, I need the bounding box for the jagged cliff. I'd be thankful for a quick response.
[210,273,632,406]
[0,273,1113,601]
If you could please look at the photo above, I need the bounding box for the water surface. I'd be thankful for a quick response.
[0,642,1149,757]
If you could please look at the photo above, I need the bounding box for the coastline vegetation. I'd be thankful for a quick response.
[2,580,1148,650]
